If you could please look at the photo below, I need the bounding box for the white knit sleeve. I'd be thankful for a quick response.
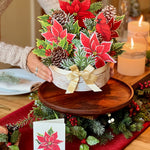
[0,42,33,70]
[37,0,60,14]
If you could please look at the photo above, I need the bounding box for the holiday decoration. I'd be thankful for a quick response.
[1,79,150,149]
[0,124,20,150]
[33,0,124,93]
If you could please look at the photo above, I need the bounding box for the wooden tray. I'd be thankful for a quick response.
[38,78,134,116]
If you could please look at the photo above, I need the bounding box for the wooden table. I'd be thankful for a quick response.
[0,63,150,150]
[0,63,32,118]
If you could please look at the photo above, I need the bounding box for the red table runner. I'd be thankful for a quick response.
[0,101,150,150]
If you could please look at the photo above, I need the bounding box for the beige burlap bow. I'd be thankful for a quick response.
[66,64,102,94]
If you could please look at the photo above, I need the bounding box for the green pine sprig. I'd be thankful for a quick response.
[60,58,74,70]
[74,49,95,71]
[83,18,96,32]
[89,2,103,15]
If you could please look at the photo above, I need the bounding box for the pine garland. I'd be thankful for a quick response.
[1,80,150,149]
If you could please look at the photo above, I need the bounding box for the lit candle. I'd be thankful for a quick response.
[117,38,146,76]
[128,15,149,46]
[123,38,147,54]
[128,15,149,32]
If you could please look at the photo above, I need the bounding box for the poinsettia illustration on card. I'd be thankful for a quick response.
[33,119,65,150]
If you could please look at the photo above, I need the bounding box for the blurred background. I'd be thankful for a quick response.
[0,0,150,47]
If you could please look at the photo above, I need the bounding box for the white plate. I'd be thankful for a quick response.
[0,68,44,95]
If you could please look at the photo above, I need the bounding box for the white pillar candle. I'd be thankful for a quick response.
[117,54,145,76]
[128,15,149,47]
[117,38,146,76]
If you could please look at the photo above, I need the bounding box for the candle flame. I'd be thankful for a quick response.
[138,15,143,27]
[131,38,134,49]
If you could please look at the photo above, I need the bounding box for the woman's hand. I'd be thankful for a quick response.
[27,51,53,82]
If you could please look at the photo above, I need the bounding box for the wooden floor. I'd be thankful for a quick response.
[0,63,150,150]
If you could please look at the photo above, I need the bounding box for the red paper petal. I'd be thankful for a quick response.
[67,5,75,14]
[96,45,104,54]
[74,4,80,13]
[91,40,97,51]
[37,136,45,143]
[108,17,114,28]
[60,29,67,39]
[101,42,112,53]
[80,32,90,48]
[100,53,116,63]
[51,26,59,38]
[112,20,122,30]
[85,48,92,54]
[80,0,91,11]
[67,33,76,42]
[95,57,105,68]
[111,30,119,38]
[42,32,57,43]
[58,0,70,13]
[53,19,63,33]
[90,32,100,46]
[38,143,47,149]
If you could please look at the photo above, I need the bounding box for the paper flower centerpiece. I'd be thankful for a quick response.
[33,0,124,93]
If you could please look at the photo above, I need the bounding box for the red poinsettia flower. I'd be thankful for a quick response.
[80,32,116,68]
[42,19,76,44]
[59,0,95,27]
[95,13,111,41]
[37,132,63,150]
[108,17,122,38]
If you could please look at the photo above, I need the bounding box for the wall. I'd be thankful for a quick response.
[1,0,41,47]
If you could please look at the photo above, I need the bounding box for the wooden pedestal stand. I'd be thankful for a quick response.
[38,78,134,119]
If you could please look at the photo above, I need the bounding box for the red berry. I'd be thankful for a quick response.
[39,45,44,49]
[7,142,12,146]
[81,139,86,144]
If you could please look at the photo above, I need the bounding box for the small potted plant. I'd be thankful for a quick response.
[33,0,124,93]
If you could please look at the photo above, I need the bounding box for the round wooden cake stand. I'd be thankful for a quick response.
[38,78,134,118]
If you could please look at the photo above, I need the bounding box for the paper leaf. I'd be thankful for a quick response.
[86,136,99,146]
[70,126,87,140]
[58,37,68,50]
[80,144,89,150]
[73,21,81,34]
[115,15,125,21]
[36,39,46,47]
[9,145,19,150]
[33,48,46,57]
[113,42,125,50]
[10,130,20,144]
[48,127,54,136]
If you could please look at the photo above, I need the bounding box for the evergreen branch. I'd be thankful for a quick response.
[89,2,102,14]
[60,58,74,70]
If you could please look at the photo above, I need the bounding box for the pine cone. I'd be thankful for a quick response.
[96,32,103,43]
[102,5,116,22]
[52,46,68,67]
[52,10,68,26]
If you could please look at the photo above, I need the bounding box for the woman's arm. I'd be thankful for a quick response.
[37,0,59,14]
[0,42,53,82]
[0,42,32,70]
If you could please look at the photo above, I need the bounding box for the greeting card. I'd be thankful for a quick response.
[33,119,65,150]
